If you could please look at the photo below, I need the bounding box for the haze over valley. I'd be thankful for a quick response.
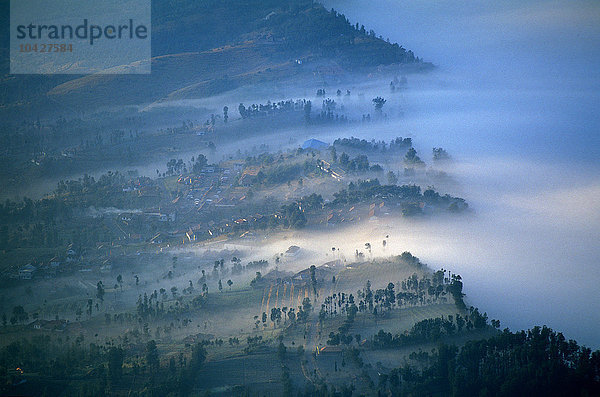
[325,0,600,348]
[1,1,599,395]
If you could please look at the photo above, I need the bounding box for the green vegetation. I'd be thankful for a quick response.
[2,0,430,112]
[153,0,422,68]
[333,136,412,152]
[0,335,208,396]
[331,179,468,213]
[0,248,596,396]
[0,1,592,394]
[377,327,600,397]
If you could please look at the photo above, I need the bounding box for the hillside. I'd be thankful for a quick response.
[1,0,431,112]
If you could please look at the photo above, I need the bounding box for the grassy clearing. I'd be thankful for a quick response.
[334,258,429,292]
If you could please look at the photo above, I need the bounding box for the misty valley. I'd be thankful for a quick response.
[0,0,599,396]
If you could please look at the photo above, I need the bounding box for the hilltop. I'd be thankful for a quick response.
[1,0,431,113]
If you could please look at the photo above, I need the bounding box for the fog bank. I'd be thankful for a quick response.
[323,0,600,347]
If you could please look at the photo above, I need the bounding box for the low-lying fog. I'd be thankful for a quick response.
[110,0,600,346]
[317,0,600,347]
[16,0,599,347]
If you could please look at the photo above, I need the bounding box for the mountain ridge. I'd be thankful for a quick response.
[1,0,431,113]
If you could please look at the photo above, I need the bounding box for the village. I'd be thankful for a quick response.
[0,102,477,395]
[4,135,465,288]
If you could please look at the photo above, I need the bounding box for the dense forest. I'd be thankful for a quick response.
[2,325,598,396]
[380,326,600,397]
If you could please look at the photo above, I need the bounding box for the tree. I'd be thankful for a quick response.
[238,103,247,119]
[385,282,396,308]
[372,97,386,112]
[302,297,312,314]
[309,265,317,295]
[271,307,282,327]
[193,154,208,173]
[277,342,287,361]
[404,148,425,167]
[190,343,206,372]
[432,147,450,162]
[117,274,123,291]
[387,171,398,185]
[96,281,105,303]
[146,340,160,373]
[288,309,296,322]
[218,279,223,292]
[86,298,93,317]
[250,272,262,287]
[456,314,465,332]
[11,305,28,324]
[282,202,306,228]
[448,274,465,309]
[339,152,350,167]
[227,279,233,290]
[304,100,312,123]
[108,347,124,384]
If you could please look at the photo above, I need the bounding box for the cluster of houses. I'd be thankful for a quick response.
[121,176,161,198]
[325,201,388,226]
[18,264,37,280]
[29,319,68,332]
[14,248,78,280]
[175,160,250,210]
[12,247,117,281]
